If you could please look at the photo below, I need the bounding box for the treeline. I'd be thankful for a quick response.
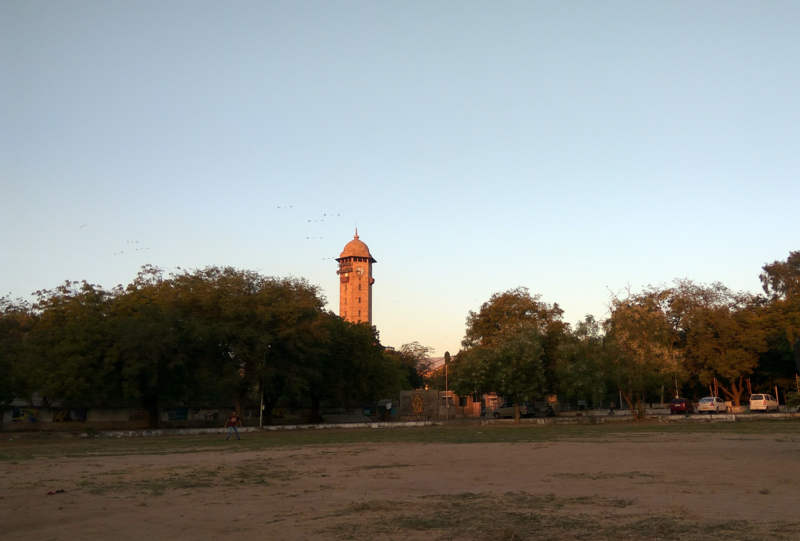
[3,253,798,425]
[0,266,430,426]
[435,251,800,420]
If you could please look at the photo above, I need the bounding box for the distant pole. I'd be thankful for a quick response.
[445,363,449,421]
[259,384,264,428]
[444,352,451,422]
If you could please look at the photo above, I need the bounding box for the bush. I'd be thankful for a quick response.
[784,391,800,410]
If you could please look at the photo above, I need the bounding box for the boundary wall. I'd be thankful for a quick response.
[62,413,800,438]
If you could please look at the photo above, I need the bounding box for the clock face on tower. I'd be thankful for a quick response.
[355,266,365,276]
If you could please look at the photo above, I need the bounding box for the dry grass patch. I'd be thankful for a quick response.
[551,471,658,481]
[319,491,800,541]
[72,459,306,496]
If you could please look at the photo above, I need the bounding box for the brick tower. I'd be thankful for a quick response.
[336,229,376,324]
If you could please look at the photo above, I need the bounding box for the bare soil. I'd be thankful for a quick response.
[2,426,799,540]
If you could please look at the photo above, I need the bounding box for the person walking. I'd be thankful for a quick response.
[609,401,617,416]
[224,411,242,440]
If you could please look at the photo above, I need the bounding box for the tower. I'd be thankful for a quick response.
[336,229,376,324]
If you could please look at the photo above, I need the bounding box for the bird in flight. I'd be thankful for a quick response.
[79,224,87,228]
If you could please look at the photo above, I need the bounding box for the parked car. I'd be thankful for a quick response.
[669,398,694,414]
[697,396,727,414]
[492,402,534,419]
[749,394,779,413]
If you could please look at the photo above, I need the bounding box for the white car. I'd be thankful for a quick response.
[749,394,779,413]
[492,402,533,419]
[697,396,727,414]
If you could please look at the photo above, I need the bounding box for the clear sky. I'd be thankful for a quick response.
[2,2,799,357]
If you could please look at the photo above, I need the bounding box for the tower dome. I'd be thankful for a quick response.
[338,229,376,262]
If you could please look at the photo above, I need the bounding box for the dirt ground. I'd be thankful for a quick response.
[2,425,800,540]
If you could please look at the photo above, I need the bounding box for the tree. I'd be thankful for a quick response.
[385,342,435,390]
[488,326,547,422]
[605,289,679,420]
[21,265,331,428]
[758,251,800,391]
[167,267,325,424]
[0,297,36,411]
[27,281,123,407]
[107,267,207,428]
[462,287,568,392]
[301,314,404,422]
[554,316,608,406]
[453,325,546,423]
[760,250,800,302]
[463,287,565,348]
[675,282,767,406]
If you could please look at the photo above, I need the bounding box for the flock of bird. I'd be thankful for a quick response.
[299,210,348,262]
[81,207,347,262]
[113,241,150,255]
[307,212,341,223]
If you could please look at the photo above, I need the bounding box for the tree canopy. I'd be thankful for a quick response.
[450,250,800,420]
[1,266,410,426]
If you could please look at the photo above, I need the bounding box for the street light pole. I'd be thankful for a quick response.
[445,362,448,421]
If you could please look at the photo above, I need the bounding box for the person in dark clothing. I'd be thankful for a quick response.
[224,411,242,440]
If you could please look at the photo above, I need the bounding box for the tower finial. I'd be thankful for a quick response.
[354,227,359,239]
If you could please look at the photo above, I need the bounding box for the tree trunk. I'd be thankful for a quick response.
[621,390,645,421]
[310,396,323,423]
[262,396,279,425]
[145,397,160,429]
[719,376,745,407]
[514,403,521,425]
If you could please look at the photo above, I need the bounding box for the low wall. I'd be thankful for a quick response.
[2,404,337,432]
[1,408,151,432]
[1,406,261,432]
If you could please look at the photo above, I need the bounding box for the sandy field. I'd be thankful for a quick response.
[2,424,800,540]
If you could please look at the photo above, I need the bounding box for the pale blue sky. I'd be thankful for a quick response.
[2,2,799,356]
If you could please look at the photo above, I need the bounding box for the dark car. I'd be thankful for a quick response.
[670,398,694,414]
